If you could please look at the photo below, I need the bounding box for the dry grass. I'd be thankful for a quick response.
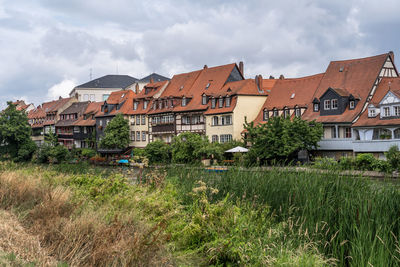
[0,209,57,266]
[0,170,172,267]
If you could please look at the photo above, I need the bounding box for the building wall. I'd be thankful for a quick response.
[128,114,149,148]
[71,88,124,102]
[205,114,234,142]
[233,95,267,140]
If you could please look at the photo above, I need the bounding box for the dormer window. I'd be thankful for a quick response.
[226,96,231,107]
[349,101,355,109]
[205,83,210,89]
[395,106,400,116]
[368,108,376,117]
[295,107,301,117]
[170,99,174,107]
[182,97,187,107]
[313,103,319,112]
[219,97,223,108]
[211,98,216,109]
[263,109,269,121]
[144,101,148,109]
[331,99,338,109]
[383,107,390,117]
[133,102,138,110]
[324,100,331,110]
[159,101,163,109]
[202,95,207,105]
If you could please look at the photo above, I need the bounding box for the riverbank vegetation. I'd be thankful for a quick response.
[0,162,399,266]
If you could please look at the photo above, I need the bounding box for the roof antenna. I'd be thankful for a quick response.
[89,68,92,80]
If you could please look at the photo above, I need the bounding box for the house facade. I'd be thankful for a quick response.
[72,102,102,149]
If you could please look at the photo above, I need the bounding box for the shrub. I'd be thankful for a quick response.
[313,157,338,170]
[355,153,376,170]
[48,145,70,163]
[385,145,400,171]
[81,148,96,159]
[372,159,392,173]
[171,132,208,164]
[33,145,52,163]
[144,140,171,164]
[338,156,355,170]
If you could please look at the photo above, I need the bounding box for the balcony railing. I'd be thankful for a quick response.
[318,139,354,150]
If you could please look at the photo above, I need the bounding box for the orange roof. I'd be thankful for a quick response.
[136,80,169,99]
[303,53,392,123]
[96,90,136,117]
[204,96,238,115]
[73,102,102,127]
[353,77,400,127]
[28,106,46,128]
[252,73,324,125]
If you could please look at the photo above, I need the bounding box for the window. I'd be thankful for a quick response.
[99,120,103,126]
[182,97,187,107]
[142,131,146,141]
[211,98,216,109]
[205,83,211,89]
[158,101,162,109]
[395,106,400,116]
[225,115,232,125]
[136,131,141,141]
[170,99,174,107]
[133,102,138,110]
[106,119,110,125]
[219,97,223,108]
[103,94,109,101]
[74,126,80,133]
[144,101,148,109]
[212,116,218,126]
[331,99,338,109]
[136,115,140,124]
[90,94,95,101]
[324,100,331,110]
[313,103,319,112]
[394,129,400,139]
[182,116,190,124]
[83,94,89,101]
[349,101,355,109]
[131,131,135,141]
[345,127,352,138]
[202,95,207,105]
[273,109,278,117]
[226,96,231,107]
[384,107,391,117]
[84,127,87,134]
[192,115,201,124]
[331,126,337,138]
[368,108,376,117]
[295,108,301,117]
[284,108,290,118]
[212,135,218,143]
[263,109,269,121]
[220,134,232,143]
[221,116,225,125]
[141,115,146,125]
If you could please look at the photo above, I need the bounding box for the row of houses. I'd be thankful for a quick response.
[25,51,400,159]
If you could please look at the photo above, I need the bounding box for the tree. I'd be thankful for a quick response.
[0,102,36,161]
[99,114,130,149]
[244,116,323,165]
[144,140,171,164]
[171,132,209,164]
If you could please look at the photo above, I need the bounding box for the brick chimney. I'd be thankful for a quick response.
[255,75,263,91]
[239,61,244,76]
[135,83,139,93]
[279,74,285,80]
[203,65,208,69]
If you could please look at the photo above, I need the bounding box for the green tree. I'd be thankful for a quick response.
[99,114,130,149]
[0,102,36,161]
[244,116,323,165]
[171,132,209,164]
[144,140,171,164]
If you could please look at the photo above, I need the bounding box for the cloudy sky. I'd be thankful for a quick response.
[1,0,399,108]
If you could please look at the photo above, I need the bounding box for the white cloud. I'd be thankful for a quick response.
[46,79,77,100]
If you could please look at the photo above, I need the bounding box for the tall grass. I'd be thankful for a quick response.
[167,167,400,266]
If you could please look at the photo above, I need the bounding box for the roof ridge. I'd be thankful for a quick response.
[330,53,389,64]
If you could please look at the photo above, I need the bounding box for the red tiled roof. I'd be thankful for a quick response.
[28,106,46,128]
[252,73,324,125]
[353,77,400,127]
[303,53,391,123]
[73,101,102,127]
[136,80,169,99]
[204,96,238,115]
[96,90,136,117]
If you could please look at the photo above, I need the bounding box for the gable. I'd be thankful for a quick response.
[380,91,400,105]
[226,66,244,83]
[319,87,343,100]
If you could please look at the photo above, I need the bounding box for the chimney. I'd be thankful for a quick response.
[389,51,394,62]
[75,93,79,100]
[269,75,275,79]
[203,65,208,69]
[135,83,139,93]
[150,78,154,83]
[255,75,263,91]
[239,61,244,76]
[279,74,285,80]
[59,96,62,100]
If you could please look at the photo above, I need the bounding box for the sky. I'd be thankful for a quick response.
[1,0,400,109]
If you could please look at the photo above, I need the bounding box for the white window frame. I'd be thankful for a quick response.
[394,106,400,116]
[331,99,338,109]
[212,116,218,126]
[384,107,391,117]
[349,101,355,109]
[368,108,376,117]
[142,131,146,141]
[136,131,141,141]
[314,103,319,112]
[324,100,331,110]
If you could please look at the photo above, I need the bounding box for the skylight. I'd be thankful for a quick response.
[205,83,211,89]
[291,93,295,99]
[339,67,344,72]
[179,85,184,90]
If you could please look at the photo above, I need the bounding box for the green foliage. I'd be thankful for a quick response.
[244,117,323,165]
[0,102,37,161]
[48,145,70,163]
[385,145,400,171]
[195,142,223,162]
[313,157,338,170]
[338,156,355,170]
[44,131,58,147]
[81,148,96,159]
[355,153,376,170]
[171,132,209,164]
[144,140,171,164]
[99,114,130,149]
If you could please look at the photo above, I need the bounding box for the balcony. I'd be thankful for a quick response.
[152,124,175,133]
[57,133,73,139]
[318,139,354,150]
[353,140,400,152]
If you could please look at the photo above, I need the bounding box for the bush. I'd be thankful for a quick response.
[313,157,338,170]
[33,145,52,163]
[48,145,70,163]
[144,140,171,164]
[81,148,96,159]
[355,153,376,170]
[372,159,392,173]
[385,145,400,171]
[171,132,208,164]
[338,156,355,170]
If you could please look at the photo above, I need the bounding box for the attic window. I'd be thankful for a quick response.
[339,67,344,72]
[226,96,231,107]
[291,93,295,99]
[219,97,223,108]
[313,103,319,112]
[205,83,211,89]
[202,95,207,105]
[349,101,355,109]
[263,109,269,121]
[182,97,187,107]
[121,93,125,98]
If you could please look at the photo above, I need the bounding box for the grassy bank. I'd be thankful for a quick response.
[167,167,400,266]
[1,162,398,266]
